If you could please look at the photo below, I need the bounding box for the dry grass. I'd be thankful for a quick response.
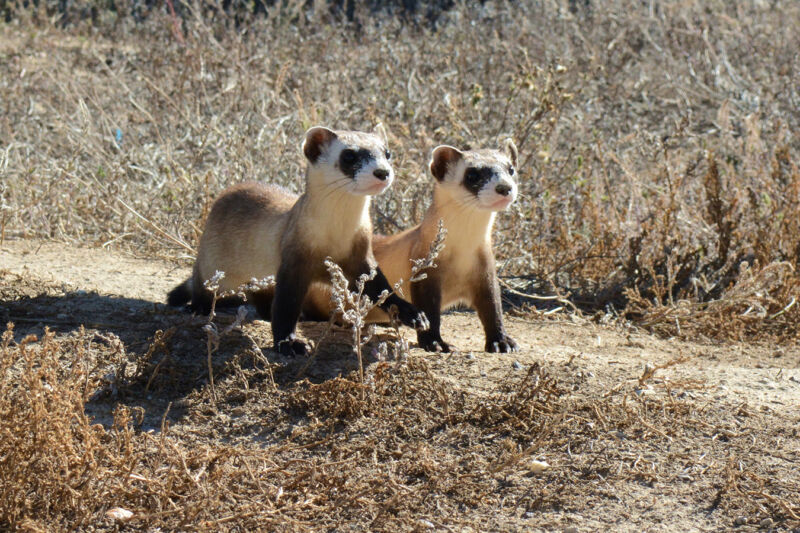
[1,306,798,531]
[2,1,800,530]
[2,0,799,341]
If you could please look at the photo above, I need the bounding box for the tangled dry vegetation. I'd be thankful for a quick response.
[1,0,799,341]
[1,0,800,530]
[2,306,799,531]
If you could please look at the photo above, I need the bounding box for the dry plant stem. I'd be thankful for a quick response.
[203,276,223,403]
[164,0,185,45]
[117,198,195,254]
[294,317,336,380]
[0,185,7,247]
[322,220,445,383]
[408,220,447,284]
[144,328,176,392]
[202,271,275,403]
[324,259,380,387]
[499,279,581,315]
[205,329,217,403]
[7,315,153,331]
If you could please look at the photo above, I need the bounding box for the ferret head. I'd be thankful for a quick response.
[302,126,394,196]
[429,139,519,212]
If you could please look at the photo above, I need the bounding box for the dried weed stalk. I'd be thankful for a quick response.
[626,260,800,342]
[0,324,113,529]
[202,271,275,401]
[320,220,446,382]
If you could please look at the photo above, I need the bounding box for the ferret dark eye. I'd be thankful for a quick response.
[509,166,515,176]
[340,150,357,166]
[385,150,391,160]
[463,168,487,195]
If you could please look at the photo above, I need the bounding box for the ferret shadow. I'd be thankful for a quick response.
[1,288,210,429]
[0,288,400,430]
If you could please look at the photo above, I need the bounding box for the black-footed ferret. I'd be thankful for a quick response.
[305,141,520,353]
[168,126,429,356]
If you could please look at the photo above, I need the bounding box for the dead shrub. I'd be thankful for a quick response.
[469,362,565,435]
[0,325,111,529]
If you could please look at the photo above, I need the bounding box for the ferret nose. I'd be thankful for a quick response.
[373,169,389,181]
[495,183,512,196]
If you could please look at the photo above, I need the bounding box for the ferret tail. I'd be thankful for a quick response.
[167,278,192,307]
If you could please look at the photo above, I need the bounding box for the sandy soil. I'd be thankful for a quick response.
[2,238,799,532]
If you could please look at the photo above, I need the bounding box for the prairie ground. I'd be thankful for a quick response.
[1,239,799,531]
[1,0,800,531]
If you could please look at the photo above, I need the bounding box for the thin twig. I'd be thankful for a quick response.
[117,198,195,254]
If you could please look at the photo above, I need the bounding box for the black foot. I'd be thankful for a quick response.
[189,299,212,316]
[391,301,430,331]
[417,330,451,353]
[274,335,312,356]
[485,334,518,353]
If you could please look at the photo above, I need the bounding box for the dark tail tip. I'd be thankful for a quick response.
[167,279,192,307]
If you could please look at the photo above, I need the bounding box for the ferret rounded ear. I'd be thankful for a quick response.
[429,145,464,181]
[303,126,338,163]
[373,122,388,144]
[504,138,518,167]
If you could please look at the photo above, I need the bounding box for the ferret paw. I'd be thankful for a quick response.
[393,303,430,331]
[418,331,451,353]
[274,336,312,356]
[486,334,518,353]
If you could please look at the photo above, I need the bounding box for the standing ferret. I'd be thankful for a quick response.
[167,126,429,356]
[305,141,520,353]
